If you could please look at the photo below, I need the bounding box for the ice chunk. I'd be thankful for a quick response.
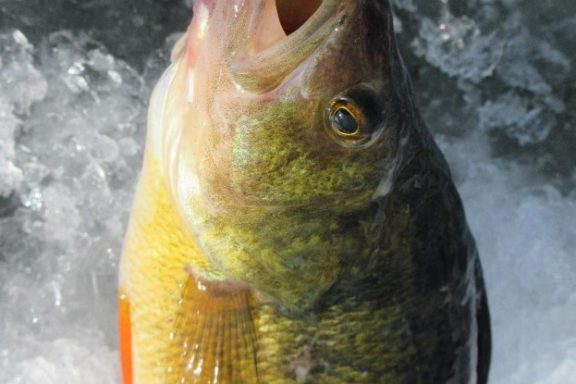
[0,30,48,113]
[0,95,22,197]
[0,30,47,198]
[42,184,81,243]
[478,92,555,145]
[411,10,504,83]
[0,160,23,198]
[4,338,117,384]
[496,31,570,107]
[0,26,149,384]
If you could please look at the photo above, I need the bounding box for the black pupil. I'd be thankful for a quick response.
[334,108,358,134]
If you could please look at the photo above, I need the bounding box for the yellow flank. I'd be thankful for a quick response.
[121,154,257,384]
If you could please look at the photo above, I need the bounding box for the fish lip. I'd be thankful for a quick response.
[229,0,347,93]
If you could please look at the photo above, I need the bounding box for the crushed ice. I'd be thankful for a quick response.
[1,0,575,383]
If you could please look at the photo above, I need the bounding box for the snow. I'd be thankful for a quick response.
[0,0,575,383]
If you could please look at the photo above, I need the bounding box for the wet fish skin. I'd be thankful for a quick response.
[118,0,491,383]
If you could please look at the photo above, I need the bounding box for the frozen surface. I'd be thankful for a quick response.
[0,0,575,383]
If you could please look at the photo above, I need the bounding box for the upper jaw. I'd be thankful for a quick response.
[187,0,350,93]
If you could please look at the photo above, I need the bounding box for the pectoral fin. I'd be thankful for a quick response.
[168,269,261,384]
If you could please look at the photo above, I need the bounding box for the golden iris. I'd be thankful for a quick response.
[328,99,373,146]
[330,101,363,135]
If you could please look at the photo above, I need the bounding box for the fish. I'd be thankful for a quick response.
[118,0,491,383]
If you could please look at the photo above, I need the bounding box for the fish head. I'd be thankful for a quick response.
[158,0,408,311]
[168,0,404,210]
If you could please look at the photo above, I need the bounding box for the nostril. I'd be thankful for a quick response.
[276,0,322,35]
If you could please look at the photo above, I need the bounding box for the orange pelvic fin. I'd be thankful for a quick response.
[168,268,260,384]
[118,290,133,384]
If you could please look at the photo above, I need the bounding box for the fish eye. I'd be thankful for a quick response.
[326,94,381,148]
[331,101,361,136]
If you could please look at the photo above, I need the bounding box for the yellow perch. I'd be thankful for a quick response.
[118,0,491,383]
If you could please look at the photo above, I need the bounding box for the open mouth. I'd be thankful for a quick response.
[253,0,326,53]
[230,0,342,92]
[275,0,323,35]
